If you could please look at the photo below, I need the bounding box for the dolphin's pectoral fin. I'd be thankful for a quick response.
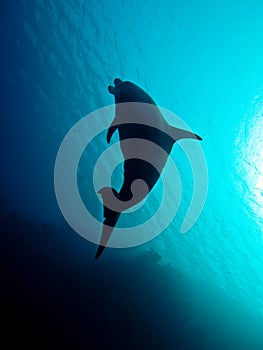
[107,116,120,143]
[195,134,202,140]
[107,124,118,143]
[169,126,202,142]
[108,85,116,95]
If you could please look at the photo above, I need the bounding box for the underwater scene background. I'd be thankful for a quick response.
[1,0,263,348]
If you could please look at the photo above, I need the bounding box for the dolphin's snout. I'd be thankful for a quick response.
[108,85,116,95]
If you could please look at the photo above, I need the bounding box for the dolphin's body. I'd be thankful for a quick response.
[95,78,202,259]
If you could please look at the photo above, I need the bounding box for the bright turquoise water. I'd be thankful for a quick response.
[2,0,263,348]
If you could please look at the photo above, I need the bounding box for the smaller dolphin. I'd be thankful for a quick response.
[95,78,202,259]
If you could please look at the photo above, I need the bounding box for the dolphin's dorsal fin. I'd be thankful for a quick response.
[169,125,202,142]
[107,117,119,143]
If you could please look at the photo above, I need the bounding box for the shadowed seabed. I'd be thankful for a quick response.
[1,201,263,349]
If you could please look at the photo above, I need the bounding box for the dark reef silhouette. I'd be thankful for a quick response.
[0,201,205,349]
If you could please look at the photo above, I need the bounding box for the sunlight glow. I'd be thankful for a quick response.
[236,102,263,229]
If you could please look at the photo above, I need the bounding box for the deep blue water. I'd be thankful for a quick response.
[1,0,263,348]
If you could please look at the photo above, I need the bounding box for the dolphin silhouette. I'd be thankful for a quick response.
[95,78,202,259]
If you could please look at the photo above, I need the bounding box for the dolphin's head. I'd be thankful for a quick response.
[108,78,156,105]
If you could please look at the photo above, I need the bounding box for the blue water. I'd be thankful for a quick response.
[1,0,263,348]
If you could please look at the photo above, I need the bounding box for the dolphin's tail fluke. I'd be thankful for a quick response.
[95,188,121,259]
[95,244,105,260]
[95,214,120,259]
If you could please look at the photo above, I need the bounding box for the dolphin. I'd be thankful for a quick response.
[95,78,202,259]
